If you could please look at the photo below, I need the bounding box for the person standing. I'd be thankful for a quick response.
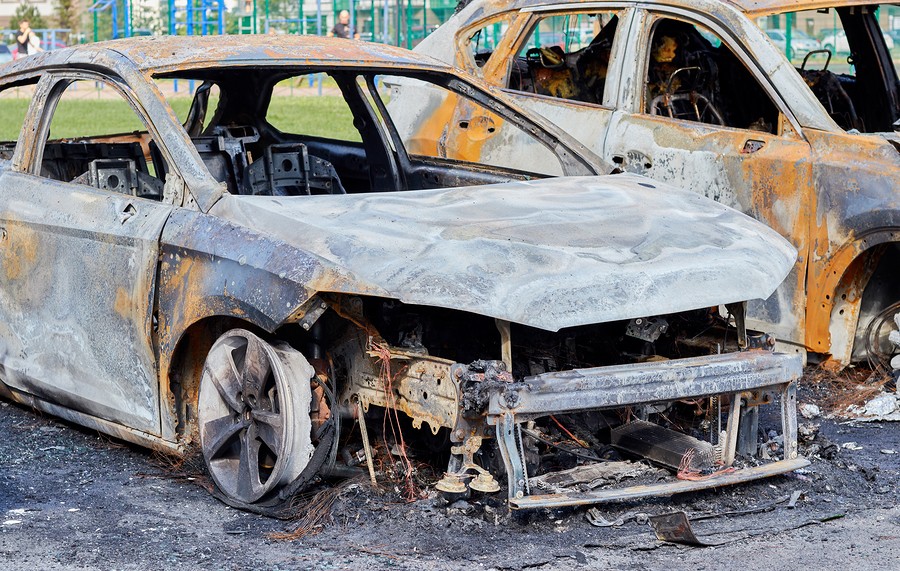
[327,10,359,40]
[16,19,43,58]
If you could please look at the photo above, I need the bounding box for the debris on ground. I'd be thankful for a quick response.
[845,391,900,422]
[799,403,821,419]
[585,509,649,527]
[806,364,896,419]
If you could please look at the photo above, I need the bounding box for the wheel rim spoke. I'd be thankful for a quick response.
[206,361,243,413]
[241,335,271,397]
[253,410,283,452]
[202,414,248,459]
[237,424,263,499]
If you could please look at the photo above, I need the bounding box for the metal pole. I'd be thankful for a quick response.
[350,0,355,39]
[316,0,322,35]
[785,12,793,61]
[382,0,388,43]
[405,0,411,48]
[395,0,400,46]
[168,0,176,35]
[370,0,375,41]
[252,0,258,33]
[111,1,118,38]
[264,0,270,33]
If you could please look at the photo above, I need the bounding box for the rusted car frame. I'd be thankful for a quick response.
[415,0,900,369]
[0,36,805,513]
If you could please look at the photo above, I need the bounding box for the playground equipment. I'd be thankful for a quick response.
[88,0,132,41]
[168,0,227,36]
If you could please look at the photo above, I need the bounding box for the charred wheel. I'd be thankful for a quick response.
[198,329,316,505]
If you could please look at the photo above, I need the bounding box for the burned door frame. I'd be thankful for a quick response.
[481,5,636,159]
[0,70,175,435]
[603,6,815,356]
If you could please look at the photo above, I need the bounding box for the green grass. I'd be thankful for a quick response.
[266,96,360,141]
[0,95,358,143]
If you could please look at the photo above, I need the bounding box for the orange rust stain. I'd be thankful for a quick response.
[408,92,504,163]
[1,224,38,280]
[114,287,132,319]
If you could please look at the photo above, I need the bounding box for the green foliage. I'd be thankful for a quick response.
[13,3,48,30]
[0,94,358,148]
[54,0,78,31]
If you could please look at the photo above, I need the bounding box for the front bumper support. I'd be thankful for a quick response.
[487,350,805,508]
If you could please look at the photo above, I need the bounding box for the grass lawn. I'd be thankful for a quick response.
[0,95,359,143]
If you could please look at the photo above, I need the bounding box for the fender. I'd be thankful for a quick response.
[807,228,900,364]
[154,207,389,441]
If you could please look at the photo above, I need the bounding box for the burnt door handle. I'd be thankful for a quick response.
[118,202,137,225]
[741,140,766,154]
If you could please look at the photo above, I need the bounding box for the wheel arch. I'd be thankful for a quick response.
[160,312,268,447]
[808,230,900,367]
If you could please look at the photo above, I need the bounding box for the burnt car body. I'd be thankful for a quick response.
[0,36,804,513]
[414,0,900,369]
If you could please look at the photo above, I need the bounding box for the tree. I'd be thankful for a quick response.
[12,3,48,30]
[54,0,78,31]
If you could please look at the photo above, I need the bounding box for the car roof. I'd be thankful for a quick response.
[469,0,879,18]
[729,0,878,17]
[0,35,452,77]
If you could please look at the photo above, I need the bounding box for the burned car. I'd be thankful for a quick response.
[414,0,900,369]
[0,36,803,513]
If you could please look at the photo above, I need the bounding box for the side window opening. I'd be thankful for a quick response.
[157,72,365,196]
[39,79,169,201]
[154,70,574,198]
[756,5,900,133]
[381,74,565,177]
[463,15,513,73]
[507,12,620,106]
[645,18,779,133]
[0,78,40,161]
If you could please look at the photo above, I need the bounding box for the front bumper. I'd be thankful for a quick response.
[486,350,806,508]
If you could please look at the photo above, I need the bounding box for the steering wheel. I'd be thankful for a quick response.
[648,66,725,126]
[800,69,861,131]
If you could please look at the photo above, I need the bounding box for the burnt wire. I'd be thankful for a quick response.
[371,342,420,501]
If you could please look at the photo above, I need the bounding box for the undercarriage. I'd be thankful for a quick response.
[306,295,806,510]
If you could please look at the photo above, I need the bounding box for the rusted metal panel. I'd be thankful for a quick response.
[154,206,391,440]
[0,170,170,434]
[804,130,900,363]
[0,382,182,454]
[415,0,900,366]
[487,350,802,419]
[213,176,796,332]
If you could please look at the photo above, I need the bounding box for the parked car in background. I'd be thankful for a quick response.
[0,45,12,64]
[765,29,821,59]
[413,0,900,369]
[821,28,894,53]
[0,36,803,515]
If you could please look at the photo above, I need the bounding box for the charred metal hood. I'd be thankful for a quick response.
[213,175,796,331]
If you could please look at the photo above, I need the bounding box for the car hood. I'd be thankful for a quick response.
[212,175,796,331]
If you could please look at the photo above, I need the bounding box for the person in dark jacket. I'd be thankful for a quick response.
[327,10,359,40]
